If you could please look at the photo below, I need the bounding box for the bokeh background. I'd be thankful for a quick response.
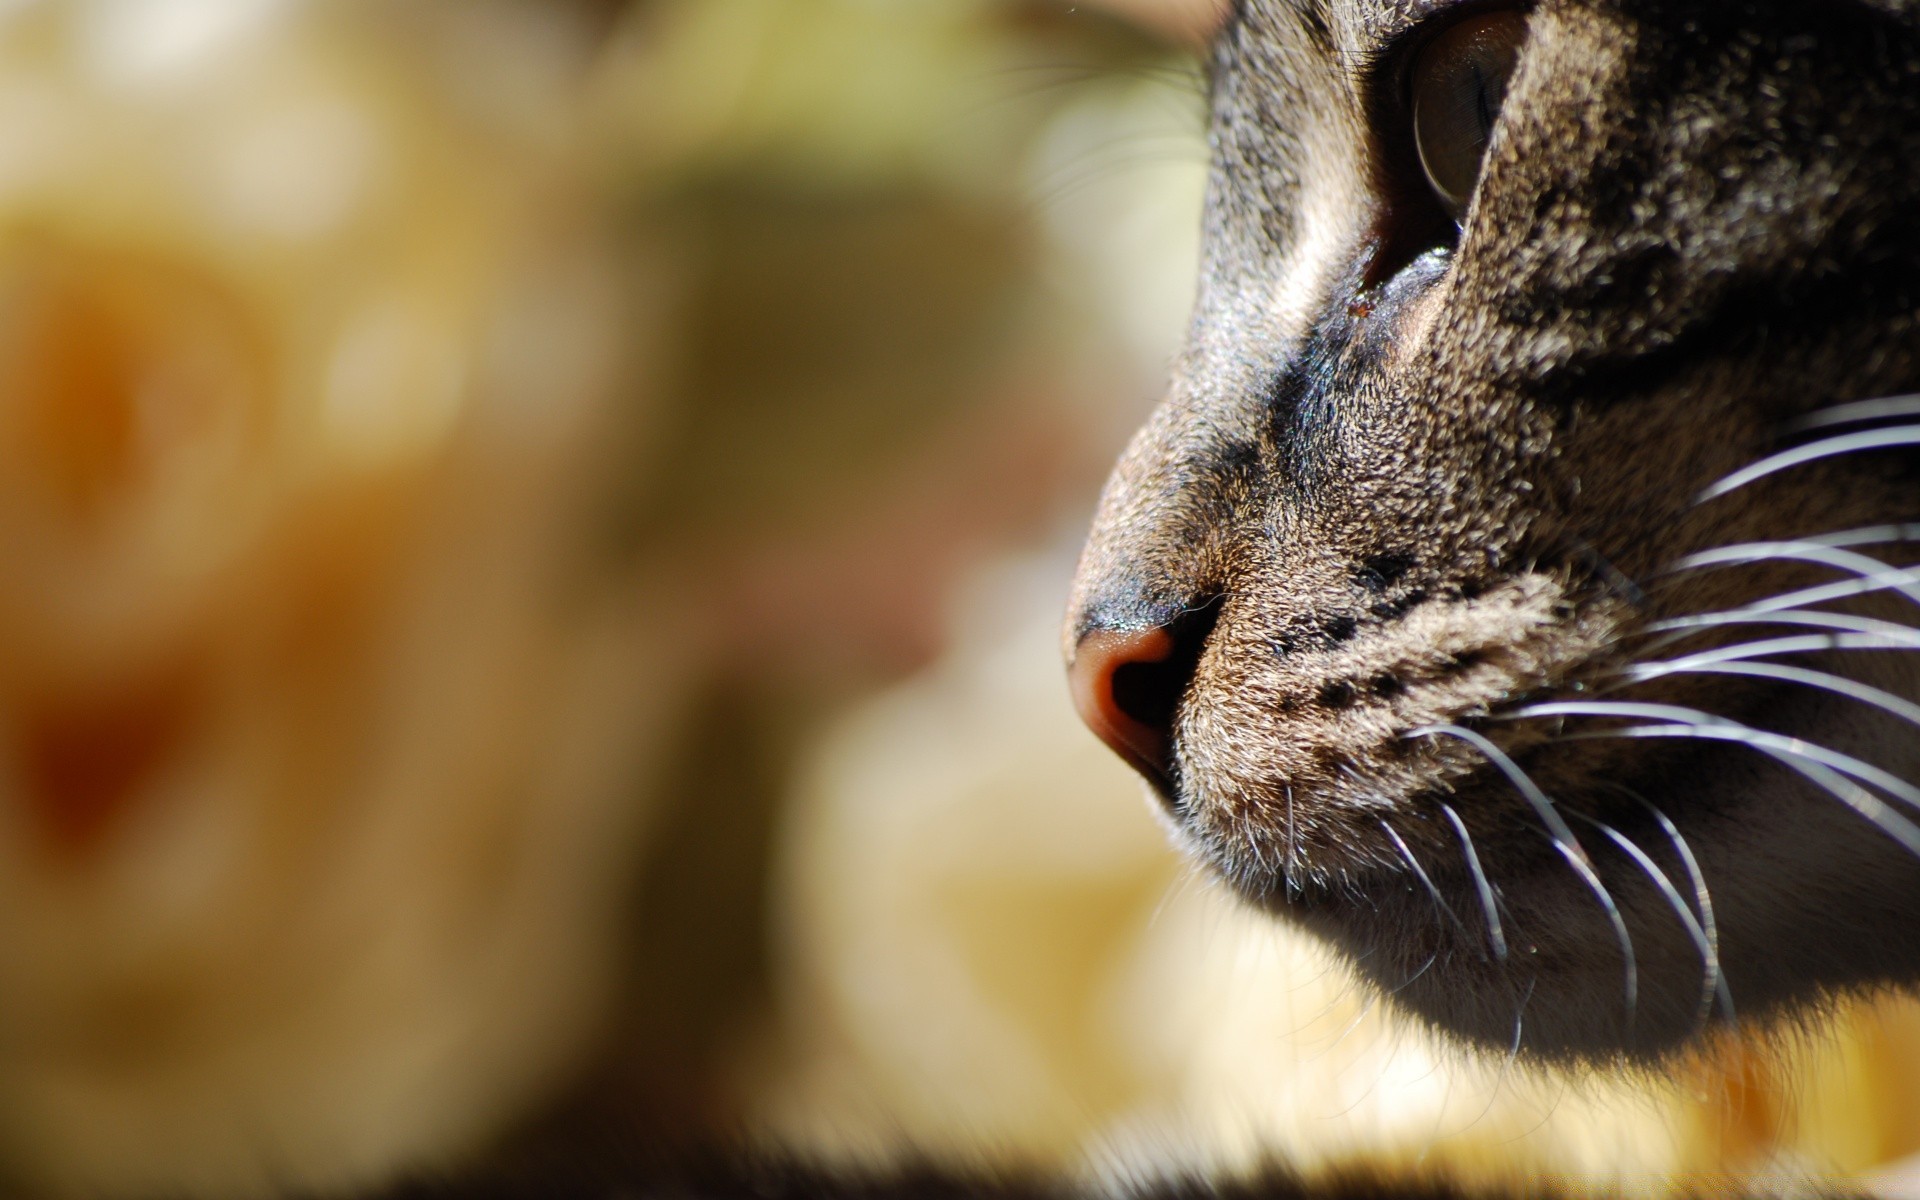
[2,1,1919,1197]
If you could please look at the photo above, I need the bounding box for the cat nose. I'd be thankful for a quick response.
[1069,625,1190,791]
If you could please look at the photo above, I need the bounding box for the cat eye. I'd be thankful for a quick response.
[1409,11,1528,222]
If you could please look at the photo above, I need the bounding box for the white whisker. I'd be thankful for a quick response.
[1415,724,1638,1021]
[1629,659,1920,731]
[1568,810,1731,1027]
[1285,784,1300,898]
[1619,606,1920,667]
[1802,523,1920,549]
[1380,818,1468,940]
[1746,565,1920,614]
[1701,739,1919,865]
[1517,700,1920,809]
[1511,701,1920,859]
[1648,607,1920,644]
[1701,424,1920,500]
[1672,541,1920,610]
[1791,395,1920,432]
[1637,632,1920,672]
[1633,795,1732,1024]
[1439,802,1507,964]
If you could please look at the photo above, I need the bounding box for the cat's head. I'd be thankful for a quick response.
[1067,0,1920,1062]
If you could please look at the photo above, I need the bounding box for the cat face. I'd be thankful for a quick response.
[1067,0,1920,1061]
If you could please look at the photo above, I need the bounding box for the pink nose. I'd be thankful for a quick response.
[1068,626,1185,790]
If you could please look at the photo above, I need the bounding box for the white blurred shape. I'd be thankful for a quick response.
[1863,1151,1920,1200]
[80,0,292,87]
[208,95,376,240]
[759,549,1179,1159]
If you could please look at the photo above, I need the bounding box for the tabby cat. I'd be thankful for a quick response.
[1067,0,1920,1066]
[419,0,1920,1194]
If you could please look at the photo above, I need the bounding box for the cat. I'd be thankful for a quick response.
[402,0,1920,1193]
[1066,0,1920,1067]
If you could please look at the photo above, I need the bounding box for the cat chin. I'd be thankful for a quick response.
[1172,690,1920,1065]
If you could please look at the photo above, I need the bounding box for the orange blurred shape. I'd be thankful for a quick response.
[22,279,139,522]
[0,245,259,857]
[16,660,203,857]
[0,244,263,535]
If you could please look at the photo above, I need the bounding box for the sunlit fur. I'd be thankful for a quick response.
[1068,0,1920,1062]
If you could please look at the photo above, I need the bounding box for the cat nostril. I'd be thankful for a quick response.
[1070,625,1196,791]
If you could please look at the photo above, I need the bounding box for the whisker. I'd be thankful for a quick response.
[1239,807,1274,881]
[1802,522,1920,549]
[1624,607,1920,668]
[1754,752,1920,862]
[1568,524,1920,628]
[1633,795,1732,1024]
[1415,724,1637,1021]
[1558,535,1649,606]
[1502,976,1538,1085]
[1791,395,1920,432]
[1379,818,1469,940]
[1629,659,1920,732]
[1439,802,1508,964]
[1511,701,1920,858]
[1604,724,1920,820]
[1147,856,1210,931]
[1457,972,1537,1134]
[1567,810,1731,1027]
[1648,607,1920,644]
[1319,989,1381,1062]
[1634,632,1920,672]
[1671,541,1920,610]
[1414,728,1584,864]
[1389,949,1441,996]
[1595,607,1919,672]
[1687,736,1920,866]
[1520,700,1920,809]
[1286,783,1301,898]
[1741,566,1920,615]
[1700,423,1920,500]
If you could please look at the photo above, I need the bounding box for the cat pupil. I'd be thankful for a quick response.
[1472,66,1497,143]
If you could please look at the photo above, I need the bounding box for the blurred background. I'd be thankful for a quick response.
[1,1,1918,1197]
